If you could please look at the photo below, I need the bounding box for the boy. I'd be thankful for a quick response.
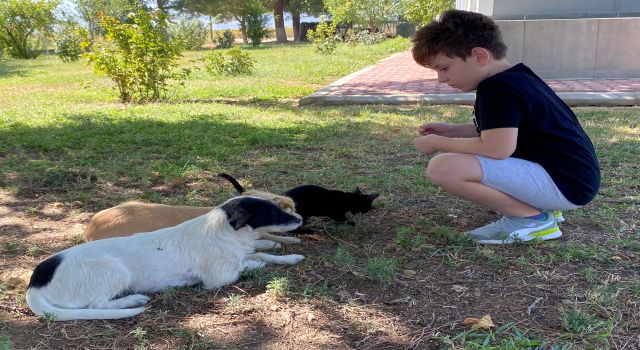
[411,9,600,244]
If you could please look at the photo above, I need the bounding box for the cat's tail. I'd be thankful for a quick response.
[217,173,246,193]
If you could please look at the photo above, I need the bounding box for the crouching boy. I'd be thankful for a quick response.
[411,9,600,244]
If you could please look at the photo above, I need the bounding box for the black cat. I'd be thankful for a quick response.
[217,173,379,223]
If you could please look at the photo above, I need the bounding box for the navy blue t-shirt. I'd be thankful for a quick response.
[474,63,600,206]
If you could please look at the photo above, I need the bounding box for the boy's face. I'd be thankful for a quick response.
[429,52,489,92]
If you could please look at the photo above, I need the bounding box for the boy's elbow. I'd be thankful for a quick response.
[486,146,515,160]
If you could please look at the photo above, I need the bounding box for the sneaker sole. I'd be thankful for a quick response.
[474,226,563,245]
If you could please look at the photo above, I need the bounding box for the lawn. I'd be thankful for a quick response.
[1,41,639,349]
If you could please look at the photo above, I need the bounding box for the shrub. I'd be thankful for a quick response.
[354,30,386,45]
[55,23,89,62]
[213,29,234,49]
[83,10,189,103]
[307,18,338,54]
[0,0,58,59]
[203,46,254,76]
[245,3,269,47]
[168,16,207,50]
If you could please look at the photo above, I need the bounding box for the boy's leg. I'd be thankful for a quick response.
[425,153,566,243]
[425,153,541,217]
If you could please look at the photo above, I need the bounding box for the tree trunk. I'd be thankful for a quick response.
[273,0,288,43]
[291,11,300,42]
[156,0,165,11]
[236,15,249,44]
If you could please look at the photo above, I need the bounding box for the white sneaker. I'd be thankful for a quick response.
[465,212,562,244]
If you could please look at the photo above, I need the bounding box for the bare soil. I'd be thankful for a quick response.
[1,184,639,349]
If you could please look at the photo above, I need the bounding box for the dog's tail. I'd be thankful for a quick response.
[217,173,246,193]
[26,288,146,321]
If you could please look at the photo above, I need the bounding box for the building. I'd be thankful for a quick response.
[455,0,640,78]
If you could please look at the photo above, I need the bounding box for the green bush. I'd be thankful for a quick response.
[307,18,338,54]
[213,29,234,49]
[0,0,58,59]
[354,30,386,45]
[55,23,89,62]
[245,4,269,47]
[84,10,189,103]
[168,16,207,50]
[203,46,254,76]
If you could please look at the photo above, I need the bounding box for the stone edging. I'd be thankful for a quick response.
[299,91,640,107]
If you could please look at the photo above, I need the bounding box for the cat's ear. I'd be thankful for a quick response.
[367,194,379,201]
[354,187,362,194]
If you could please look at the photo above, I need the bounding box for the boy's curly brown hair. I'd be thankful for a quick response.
[411,9,507,67]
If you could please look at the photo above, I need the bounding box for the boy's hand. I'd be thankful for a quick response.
[417,123,454,137]
[413,134,440,156]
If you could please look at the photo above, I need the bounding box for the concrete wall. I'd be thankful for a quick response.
[497,17,640,78]
[477,0,640,19]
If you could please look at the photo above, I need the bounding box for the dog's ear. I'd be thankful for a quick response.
[354,187,362,194]
[227,208,250,230]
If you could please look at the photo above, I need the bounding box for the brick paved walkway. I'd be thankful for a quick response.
[299,51,640,106]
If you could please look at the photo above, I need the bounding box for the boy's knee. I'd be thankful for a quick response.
[425,153,476,186]
[425,154,452,185]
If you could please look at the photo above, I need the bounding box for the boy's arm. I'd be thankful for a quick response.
[414,127,518,159]
[418,123,479,138]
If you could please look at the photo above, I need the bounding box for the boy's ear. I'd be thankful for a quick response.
[471,47,491,66]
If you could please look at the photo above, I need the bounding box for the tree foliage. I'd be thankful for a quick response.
[324,0,400,32]
[400,0,453,26]
[75,0,142,39]
[0,0,59,59]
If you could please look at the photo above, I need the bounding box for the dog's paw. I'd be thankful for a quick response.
[282,254,305,265]
[130,294,151,306]
[244,260,266,270]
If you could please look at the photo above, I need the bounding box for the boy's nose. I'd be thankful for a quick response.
[436,72,447,83]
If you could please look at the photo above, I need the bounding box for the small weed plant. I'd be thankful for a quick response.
[41,311,56,328]
[307,18,338,54]
[365,257,397,282]
[266,276,290,297]
[226,293,241,306]
[204,46,255,76]
[333,245,355,267]
[131,327,149,350]
[0,334,12,350]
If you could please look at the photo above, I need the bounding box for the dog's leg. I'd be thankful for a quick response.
[243,259,266,270]
[92,294,151,309]
[257,231,301,244]
[247,252,304,265]
[253,239,282,250]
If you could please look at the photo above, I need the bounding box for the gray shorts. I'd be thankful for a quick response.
[475,156,580,211]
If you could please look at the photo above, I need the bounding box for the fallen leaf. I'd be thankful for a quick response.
[463,314,495,330]
[307,313,315,323]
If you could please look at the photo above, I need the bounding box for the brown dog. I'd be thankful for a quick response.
[83,191,297,242]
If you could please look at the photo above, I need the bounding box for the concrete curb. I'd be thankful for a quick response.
[299,91,640,107]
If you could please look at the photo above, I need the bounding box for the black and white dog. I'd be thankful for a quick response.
[26,196,304,321]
